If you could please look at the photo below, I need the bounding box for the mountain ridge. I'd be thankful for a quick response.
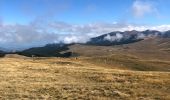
[87,30,170,46]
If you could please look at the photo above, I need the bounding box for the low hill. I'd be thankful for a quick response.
[67,37,170,71]
[17,44,72,57]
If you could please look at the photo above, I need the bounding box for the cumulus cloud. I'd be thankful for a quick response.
[104,33,123,42]
[132,0,157,17]
[63,35,88,44]
[0,23,60,50]
[137,33,145,39]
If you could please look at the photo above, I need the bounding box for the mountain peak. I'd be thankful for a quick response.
[87,30,170,46]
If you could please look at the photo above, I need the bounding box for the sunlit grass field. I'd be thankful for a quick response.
[0,55,169,99]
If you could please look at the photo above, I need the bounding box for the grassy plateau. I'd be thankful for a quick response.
[0,54,169,100]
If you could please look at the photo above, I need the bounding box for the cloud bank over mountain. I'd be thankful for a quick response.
[1,20,170,50]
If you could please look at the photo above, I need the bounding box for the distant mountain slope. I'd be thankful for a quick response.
[119,37,170,60]
[68,37,170,60]
[87,30,167,46]
[67,37,170,71]
[163,30,170,38]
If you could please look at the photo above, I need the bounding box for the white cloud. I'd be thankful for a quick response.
[63,35,88,44]
[132,0,156,17]
[104,33,123,42]
[137,33,145,39]
[0,23,60,50]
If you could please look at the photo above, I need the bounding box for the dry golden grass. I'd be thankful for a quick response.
[0,55,169,100]
[82,54,170,72]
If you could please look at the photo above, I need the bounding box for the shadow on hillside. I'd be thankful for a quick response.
[0,53,5,57]
[16,52,73,58]
[13,44,78,58]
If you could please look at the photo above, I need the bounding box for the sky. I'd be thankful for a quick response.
[0,0,170,50]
